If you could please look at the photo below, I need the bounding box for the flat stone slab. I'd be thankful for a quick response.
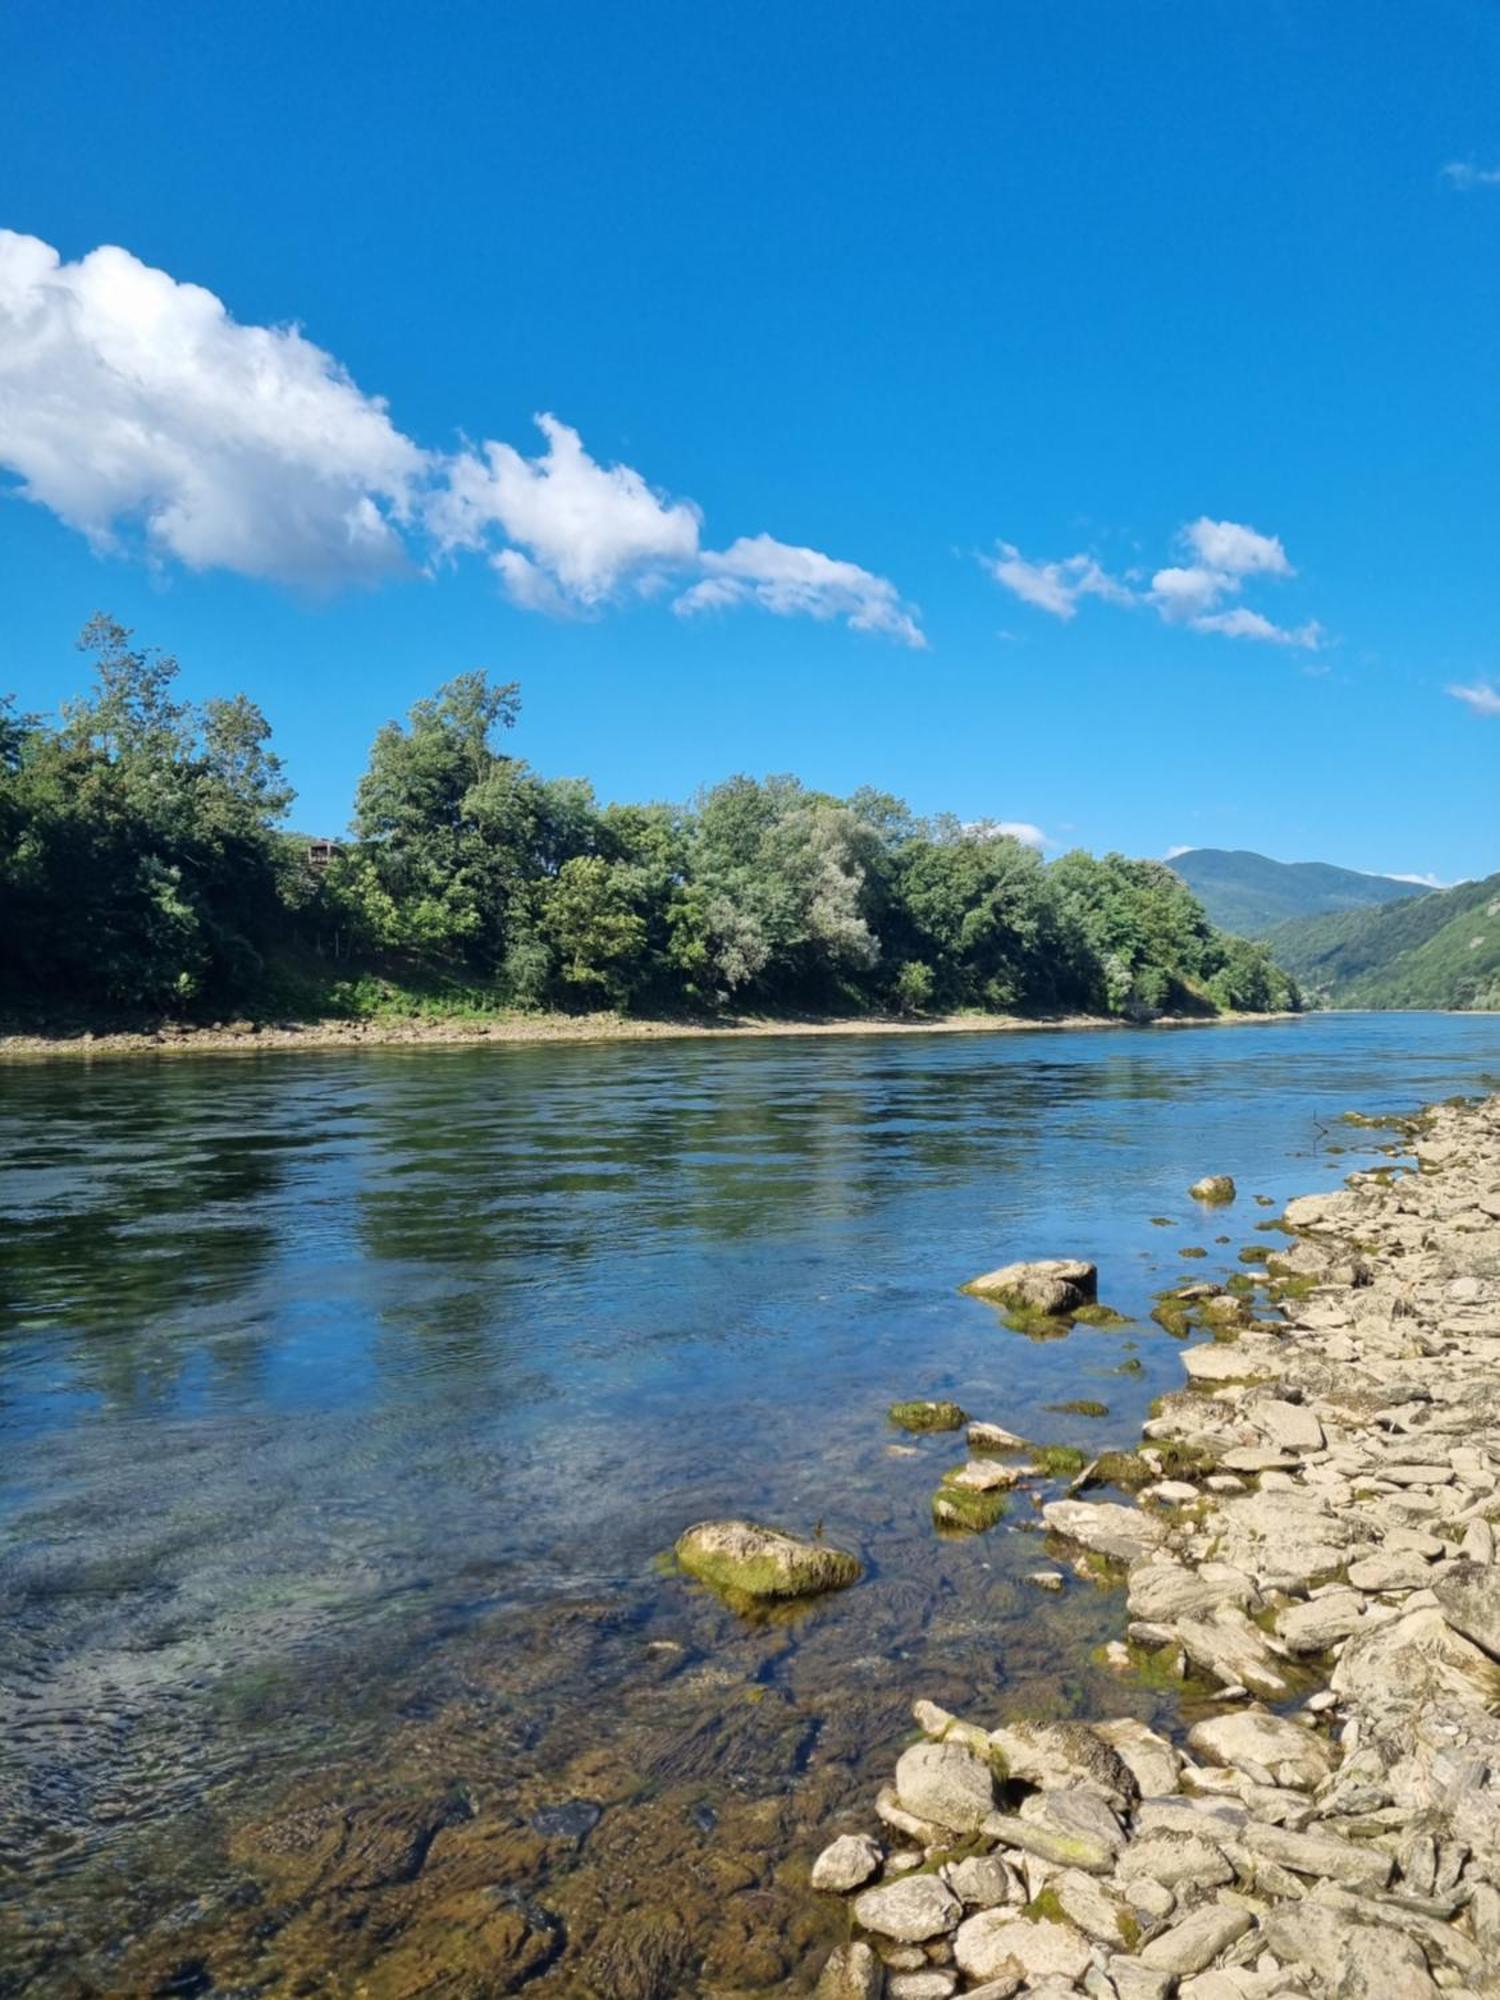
[1041,1499,1165,1564]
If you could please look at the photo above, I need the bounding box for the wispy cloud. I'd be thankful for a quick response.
[1164,844,1195,860]
[0,230,922,644]
[1389,872,1449,889]
[986,544,1133,620]
[1442,161,1500,190]
[1447,679,1500,717]
[986,516,1321,649]
[676,532,925,647]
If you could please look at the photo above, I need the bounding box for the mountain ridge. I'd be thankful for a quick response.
[1167,846,1429,937]
[1266,872,1500,1011]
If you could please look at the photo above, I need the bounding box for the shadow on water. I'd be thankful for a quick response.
[1,1015,1499,1994]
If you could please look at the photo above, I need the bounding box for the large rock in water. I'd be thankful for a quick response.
[963,1258,1097,1314]
[674,1520,859,1600]
[1189,1175,1236,1204]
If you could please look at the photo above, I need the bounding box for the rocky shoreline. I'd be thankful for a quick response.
[805,1092,1500,1998]
[0,1008,1295,1063]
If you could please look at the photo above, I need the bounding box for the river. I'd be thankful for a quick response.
[2,1013,1498,1995]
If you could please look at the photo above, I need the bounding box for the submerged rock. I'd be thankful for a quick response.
[673,1520,859,1600]
[815,1940,885,1999]
[888,1399,967,1432]
[962,1258,1098,1315]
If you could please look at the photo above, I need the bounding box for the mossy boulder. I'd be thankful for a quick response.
[888,1398,967,1432]
[1189,1175,1237,1204]
[932,1486,1008,1534]
[963,1258,1097,1315]
[674,1520,859,1601]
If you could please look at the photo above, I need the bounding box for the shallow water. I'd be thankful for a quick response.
[2,1014,1498,1995]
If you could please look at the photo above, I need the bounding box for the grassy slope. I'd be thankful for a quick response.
[1267,871,1500,1009]
[1169,848,1427,936]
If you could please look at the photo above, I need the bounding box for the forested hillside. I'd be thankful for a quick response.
[1268,874,1500,1010]
[0,619,1298,1027]
[1168,847,1426,936]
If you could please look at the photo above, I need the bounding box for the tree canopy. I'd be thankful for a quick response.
[0,618,1301,1025]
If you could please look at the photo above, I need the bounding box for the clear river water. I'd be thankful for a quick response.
[2,1013,1499,1997]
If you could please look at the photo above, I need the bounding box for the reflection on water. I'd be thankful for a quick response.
[2,1015,1498,1994]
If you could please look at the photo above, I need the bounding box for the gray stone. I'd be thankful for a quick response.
[983,1796,1119,1875]
[963,1258,1097,1314]
[988,1720,1136,1808]
[953,1909,1092,1984]
[1348,1550,1436,1593]
[1052,1867,1139,1946]
[1254,1397,1325,1452]
[1174,1604,1295,1699]
[1115,1830,1234,1891]
[852,1873,962,1942]
[886,1973,955,2000]
[1137,1902,1251,1975]
[1275,1588,1364,1656]
[968,1421,1027,1450]
[943,1853,1013,1909]
[941,1458,1019,1492]
[1093,1717,1182,1797]
[1187,1709,1333,1789]
[1041,1499,1165,1564]
[816,1940,885,2000]
[1240,1819,1392,1891]
[1433,1561,1500,1660]
[894,1739,994,1834]
[811,1832,883,1892]
[1107,1964,1175,2000]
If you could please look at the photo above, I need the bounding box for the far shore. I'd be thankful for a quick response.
[0,1007,1304,1064]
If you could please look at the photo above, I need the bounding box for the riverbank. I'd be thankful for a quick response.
[807,1091,1500,1997]
[0,1007,1297,1062]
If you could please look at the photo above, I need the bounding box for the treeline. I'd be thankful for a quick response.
[0,619,1299,1023]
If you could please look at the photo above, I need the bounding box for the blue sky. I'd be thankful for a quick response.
[1,0,1496,882]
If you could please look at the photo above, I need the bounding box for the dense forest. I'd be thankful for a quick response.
[1267,873,1500,1012]
[0,619,1299,1026]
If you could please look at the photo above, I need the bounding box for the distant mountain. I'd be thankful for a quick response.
[1167,848,1429,937]
[1266,871,1500,1011]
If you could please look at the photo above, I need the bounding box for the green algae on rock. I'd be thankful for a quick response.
[673,1520,860,1602]
[887,1398,967,1432]
[1188,1174,1236,1203]
[931,1484,1009,1534]
[962,1257,1098,1315]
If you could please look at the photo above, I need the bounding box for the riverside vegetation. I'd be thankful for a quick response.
[790,1094,1500,1999]
[0,617,1297,1033]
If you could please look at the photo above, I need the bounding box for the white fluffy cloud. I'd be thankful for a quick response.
[989,515,1320,650]
[676,533,925,647]
[1447,679,1500,717]
[429,414,702,608]
[1443,162,1500,190]
[0,230,425,586]
[0,231,922,644]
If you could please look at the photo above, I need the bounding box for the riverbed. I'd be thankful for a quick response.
[2,1014,1498,1995]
